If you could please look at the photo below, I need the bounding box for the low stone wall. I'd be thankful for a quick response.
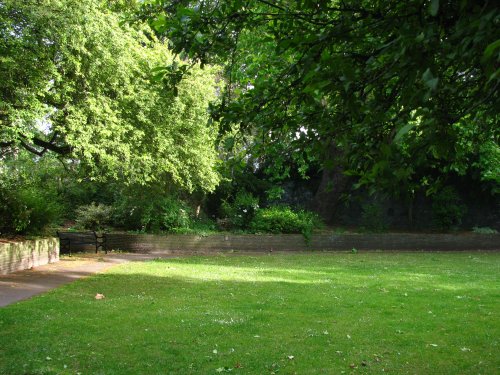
[104,233,500,254]
[0,238,59,275]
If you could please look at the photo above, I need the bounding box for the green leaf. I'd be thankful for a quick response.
[0,0,220,191]
[224,136,235,150]
[422,68,433,82]
[483,39,500,60]
[422,68,439,90]
[429,0,439,16]
[427,78,439,90]
[394,123,414,143]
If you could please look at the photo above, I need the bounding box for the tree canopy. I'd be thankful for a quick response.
[140,0,499,212]
[0,0,220,192]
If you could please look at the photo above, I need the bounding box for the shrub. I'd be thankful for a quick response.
[169,217,217,235]
[113,194,193,233]
[250,206,322,241]
[0,177,63,235]
[18,188,64,234]
[75,203,114,231]
[472,226,498,234]
[155,197,192,232]
[360,202,388,232]
[220,190,259,229]
[0,177,26,234]
[112,195,144,230]
[250,206,301,233]
[432,186,466,230]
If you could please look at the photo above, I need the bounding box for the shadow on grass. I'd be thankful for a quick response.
[1,254,499,375]
[104,255,499,292]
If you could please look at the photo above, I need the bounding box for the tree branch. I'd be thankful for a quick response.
[31,136,72,155]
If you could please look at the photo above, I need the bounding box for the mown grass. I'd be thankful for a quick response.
[1,252,499,374]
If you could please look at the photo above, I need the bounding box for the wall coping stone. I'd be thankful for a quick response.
[102,233,500,253]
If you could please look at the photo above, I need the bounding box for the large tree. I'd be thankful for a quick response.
[0,0,220,192]
[140,0,499,220]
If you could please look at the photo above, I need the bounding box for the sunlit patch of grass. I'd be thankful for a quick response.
[1,252,499,374]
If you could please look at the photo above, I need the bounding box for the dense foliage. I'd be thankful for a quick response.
[140,0,499,221]
[250,206,321,241]
[1,1,498,235]
[0,0,220,191]
[0,147,322,236]
[219,190,260,230]
[431,186,467,230]
[75,203,114,231]
[113,190,194,233]
[0,153,64,234]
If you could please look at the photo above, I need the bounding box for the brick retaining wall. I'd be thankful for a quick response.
[102,233,499,254]
[0,238,59,275]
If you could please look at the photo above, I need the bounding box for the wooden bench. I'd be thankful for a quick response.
[56,231,107,256]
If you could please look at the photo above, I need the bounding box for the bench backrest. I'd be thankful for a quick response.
[57,231,98,243]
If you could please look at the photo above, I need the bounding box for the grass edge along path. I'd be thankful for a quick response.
[0,252,498,374]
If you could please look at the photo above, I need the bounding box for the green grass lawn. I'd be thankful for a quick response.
[1,252,499,374]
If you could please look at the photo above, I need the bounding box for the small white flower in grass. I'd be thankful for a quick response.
[347,334,351,339]
[461,347,471,352]
[287,355,294,360]
[213,349,218,354]
[216,367,232,373]
[323,330,329,335]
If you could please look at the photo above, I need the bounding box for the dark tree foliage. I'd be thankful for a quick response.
[140,0,499,220]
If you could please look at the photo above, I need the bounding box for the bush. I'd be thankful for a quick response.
[0,152,66,235]
[18,188,64,234]
[250,206,301,233]
[154,197,192,232]
[113,194,193,233]
[112,194,143,230]
[0,177,24,233]
[360,201,388,232]
[432,186,466,230]
[75,203,114,231]
[250,206,322,241]
[169,217,217,235]
[472,226,498,234]
[220,190,259,229]
[0,177,63,235]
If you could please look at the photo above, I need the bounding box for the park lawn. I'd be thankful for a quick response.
[0,253,499,374]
